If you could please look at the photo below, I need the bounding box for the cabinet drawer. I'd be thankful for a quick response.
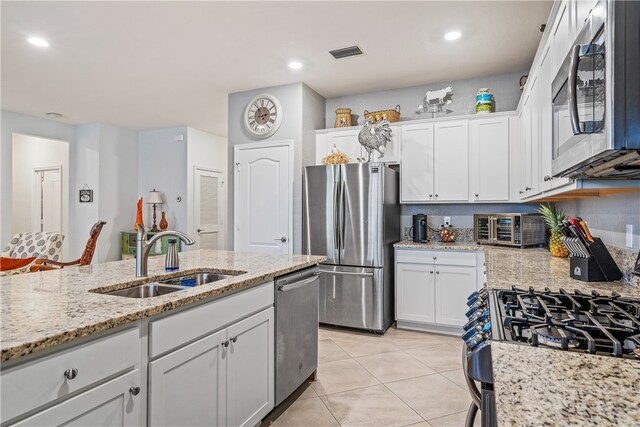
[149,281,274,358]
[1,327,139,424]
[396,249,478,266]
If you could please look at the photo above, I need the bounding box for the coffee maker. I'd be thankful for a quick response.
[412,214,428,243]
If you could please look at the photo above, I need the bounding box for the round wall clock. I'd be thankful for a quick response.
[243,93,283,139]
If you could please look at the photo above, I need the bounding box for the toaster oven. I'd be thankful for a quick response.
[474,214,546,248]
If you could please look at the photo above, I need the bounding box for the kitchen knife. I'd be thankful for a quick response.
[578,220,595,243]
[568,218,588,241]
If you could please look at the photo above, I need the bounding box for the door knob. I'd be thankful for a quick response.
[274,237,288,243]
[129,386,141,396]
[64,368,78,380]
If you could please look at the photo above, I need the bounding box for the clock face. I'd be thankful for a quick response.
[244,94,282,138]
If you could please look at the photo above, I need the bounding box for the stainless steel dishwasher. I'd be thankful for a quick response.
[275,266,319,406]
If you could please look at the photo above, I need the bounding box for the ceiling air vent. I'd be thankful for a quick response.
[329,45,363,59]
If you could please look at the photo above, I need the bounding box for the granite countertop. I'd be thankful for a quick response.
[0,249,325,363]
[395,240,640,425]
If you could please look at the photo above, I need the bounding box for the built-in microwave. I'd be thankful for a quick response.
[474,214,546,248]
[551,0,640,179]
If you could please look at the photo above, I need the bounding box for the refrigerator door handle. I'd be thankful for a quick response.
[321,270,375,277]
[337,178,345,253]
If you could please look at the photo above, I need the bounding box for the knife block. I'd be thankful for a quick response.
[565,237,623,282]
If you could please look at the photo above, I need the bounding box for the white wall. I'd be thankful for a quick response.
[186,127,228,248]
[11,134,70,253]
[1,111,76,248]
[138,127,188,233]
[96,124,138,262]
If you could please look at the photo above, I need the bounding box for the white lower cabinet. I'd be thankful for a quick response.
[433,265,478,327]
[149,329,227,427]
[395,263,436,323]
[13,370,142,427]
[148,307,274,427]
[395,249,481,333]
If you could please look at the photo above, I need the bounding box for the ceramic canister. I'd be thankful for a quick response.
[476,88,493,113]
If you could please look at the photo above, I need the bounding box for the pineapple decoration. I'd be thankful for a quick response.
[538,203,570,258]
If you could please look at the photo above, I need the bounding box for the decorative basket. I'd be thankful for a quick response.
[364,105,401,123]
[334,108,352,127]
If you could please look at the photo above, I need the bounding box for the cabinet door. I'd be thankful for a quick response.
[552,1,572,76]
[434,265,478,327]
[149,329,227,427]
[434,120,469,201]
[328,130,362,163]
[226,308,275,427]
[396,262,435,323]
[470,117,510,201]
[520,89,533,199]
[13,370,142,427]
[400,124,434,202]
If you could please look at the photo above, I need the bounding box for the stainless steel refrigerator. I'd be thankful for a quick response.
[303,163,400,333]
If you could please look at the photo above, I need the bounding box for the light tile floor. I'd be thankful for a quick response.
[263,325,480,427]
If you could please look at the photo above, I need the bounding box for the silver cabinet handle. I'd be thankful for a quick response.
[129,386,141,396]
[475,193,479,197]
[519,190,524,194]
[274,237,288,243]
[435,194,439,197]
[433,256,437,260]
[436,271,440,274]
[64,368,78,380]
[230,336,237,343]
[430,271,434,274]
[525,187,532,191]
[429,194,433,198]
[222,340,230,348]
[197,228,204,233]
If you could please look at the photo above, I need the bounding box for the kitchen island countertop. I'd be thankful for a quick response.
[394,240,640,425]
[0,250,325,363]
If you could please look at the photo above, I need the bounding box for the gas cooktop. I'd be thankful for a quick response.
[465,287,640,360]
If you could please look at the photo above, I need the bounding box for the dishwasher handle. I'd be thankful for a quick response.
[277,273,320,292]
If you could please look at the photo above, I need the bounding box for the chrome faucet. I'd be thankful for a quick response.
[136,224,196,277]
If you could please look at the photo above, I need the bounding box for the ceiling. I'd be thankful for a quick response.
[1,1,552,137]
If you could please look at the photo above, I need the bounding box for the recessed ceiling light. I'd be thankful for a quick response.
[444,31,462,41]
[28,36,49,47]
[288,61,303,70]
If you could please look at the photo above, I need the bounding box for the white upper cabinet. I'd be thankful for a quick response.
[327,129,362,163]
[551,0,572,76]
[316,125,401,165]
[470,116,510,202]
[400,123,435,202]
[433,120,470,202]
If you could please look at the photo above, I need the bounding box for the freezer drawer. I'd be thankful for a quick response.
[319,265,385,331]
[275,267,319,406]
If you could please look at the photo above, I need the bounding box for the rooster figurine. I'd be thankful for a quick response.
[358,118,392,162]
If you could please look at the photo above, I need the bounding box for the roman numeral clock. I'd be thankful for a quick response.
[243,93,283,139]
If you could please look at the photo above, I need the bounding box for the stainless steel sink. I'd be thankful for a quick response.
[158,272,233,287]
[104,284,187,298]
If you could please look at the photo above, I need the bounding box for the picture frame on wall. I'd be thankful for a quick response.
[79,188,93,203]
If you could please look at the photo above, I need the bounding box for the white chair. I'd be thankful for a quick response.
[1,232,65,276]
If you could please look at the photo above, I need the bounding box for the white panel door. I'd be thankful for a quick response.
[327,130,362,163]
[434,265,478,327]
[434,120,469,201]
[552,0,571,76]
[400,123,434,202]
[234,141,292,254]
[148,329,227,427]
[470,117,510,201]
[226,308,274,427]
[32,167,62,233]
[194,168,224,250]
[396,262,435,323]
[13,371,142,427]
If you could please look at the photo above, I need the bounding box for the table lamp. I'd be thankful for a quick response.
[147,189,164,232]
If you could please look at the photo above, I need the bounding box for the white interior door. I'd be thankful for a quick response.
[32,167,62,233]
[194,168,225,250]
[234,141,293,254]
